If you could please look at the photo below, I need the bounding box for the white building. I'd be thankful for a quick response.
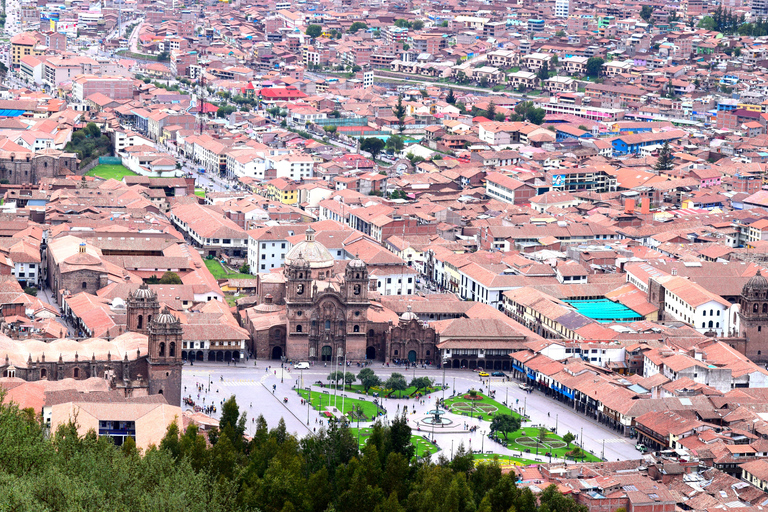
[266,153,314,180]
[655,275,733,336]
[555,0,570,17]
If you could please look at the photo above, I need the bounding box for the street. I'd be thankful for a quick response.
[182,362,643,463]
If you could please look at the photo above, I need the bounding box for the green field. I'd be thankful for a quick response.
[204,259,255,280]
[194,188,205,198]
[473,454,530,467]
[86,164,137,181]
[297,389,383,421]
[444,392,519,420]
[342,383,443,398]
[497,427,601,462]
[350,427,439,458]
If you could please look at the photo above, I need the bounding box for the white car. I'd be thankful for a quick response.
[294,362,310,370]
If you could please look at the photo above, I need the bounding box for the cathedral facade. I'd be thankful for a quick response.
[247,227,437,364]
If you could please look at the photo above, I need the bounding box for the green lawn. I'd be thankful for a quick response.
[194,188,205,198]
[496,427,601,462]
[204,259,255,280]
[342,384,443,398]
[350,427,439,458]
[297,389,383,421]
[473,454,531,467]
[444,392,520,421]
[86,164,137,181]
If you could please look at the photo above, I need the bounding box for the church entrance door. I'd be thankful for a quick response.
[366,346,376,360]
[408,350,417,363]
[271,346,283,360]
[321,345,332,361]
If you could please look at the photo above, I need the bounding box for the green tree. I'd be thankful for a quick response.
[537,60,549,82]
[385,373,407,397]
[239,263,250,274]
[654,140,674,171]
[219,396,247,450]
[563,431,575,447]
[385,134,405,153]
[158,271,183,284]
[409,376,432,395]
[538,484,589,512]
[413,20,424,30]
[640,5,653,22]
[306,24,322,38]
[324,125,337,134]
[485,101,496,121]
[446,88,456,104]
[394,19,411,28]
[23,287,37,296]
[360,137,385,160]
[489,414,521,440]
[586,57,604,78]
[393,94,406,129]
[537,426,549,448]
[349,21,368,33]
[358,368,382,392]
[344,372,356,386]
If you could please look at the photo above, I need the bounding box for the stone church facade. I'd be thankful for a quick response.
[247,227,437,364]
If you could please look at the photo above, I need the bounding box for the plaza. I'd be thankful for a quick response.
[182,361,643,464]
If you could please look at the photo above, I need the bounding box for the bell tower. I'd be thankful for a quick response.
[739,270,768,362]
[344,255,368,302]
[127,283,159,334]
[147,307,183,406]
[286,253,312,303]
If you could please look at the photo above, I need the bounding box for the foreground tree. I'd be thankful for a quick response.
[490,414,521,440]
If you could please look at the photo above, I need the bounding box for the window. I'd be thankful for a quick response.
[325,320,331,330]
[159,342,165,356]
[82,282,87,289]
[296,325,302,333]
[353,325,360,332]
[137,315,143,330]
[169,342,176,357]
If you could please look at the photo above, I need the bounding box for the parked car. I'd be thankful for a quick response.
[478,371,489,377]
[491,371,506,377]
[636,444,647,452]
[518,384,532,391]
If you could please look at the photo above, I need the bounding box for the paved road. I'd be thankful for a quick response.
[182,362,642,462]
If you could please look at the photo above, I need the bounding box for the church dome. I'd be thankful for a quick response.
[400,304,418,322]
[284,226,334,270]
[154,307,178,324]
[133,283,155,300]
[743,270,768,297]
[348,254,366,270]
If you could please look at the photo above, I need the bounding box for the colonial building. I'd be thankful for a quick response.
[0,283,183,406]
[245,227,438,364]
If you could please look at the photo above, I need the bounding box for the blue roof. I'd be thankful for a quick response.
[0,110,24,117]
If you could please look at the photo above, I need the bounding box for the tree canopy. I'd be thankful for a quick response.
[0,392,589,511]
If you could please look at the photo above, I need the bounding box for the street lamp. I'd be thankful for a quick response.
[281,356,285,383]
[602,438,605,461]
[555,413,558,434]
[523,396,527,419]
[307,387,311,425]
[481,430,485,454]
[442,359,446,402]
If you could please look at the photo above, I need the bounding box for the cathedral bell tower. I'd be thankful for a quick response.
[286,253,312,303]
[147,307,183,406]
[344,255,368,302]
[739,270,768,362]
[127,283,160,334]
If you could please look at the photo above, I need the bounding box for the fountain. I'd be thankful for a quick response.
[422,400,453,426]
